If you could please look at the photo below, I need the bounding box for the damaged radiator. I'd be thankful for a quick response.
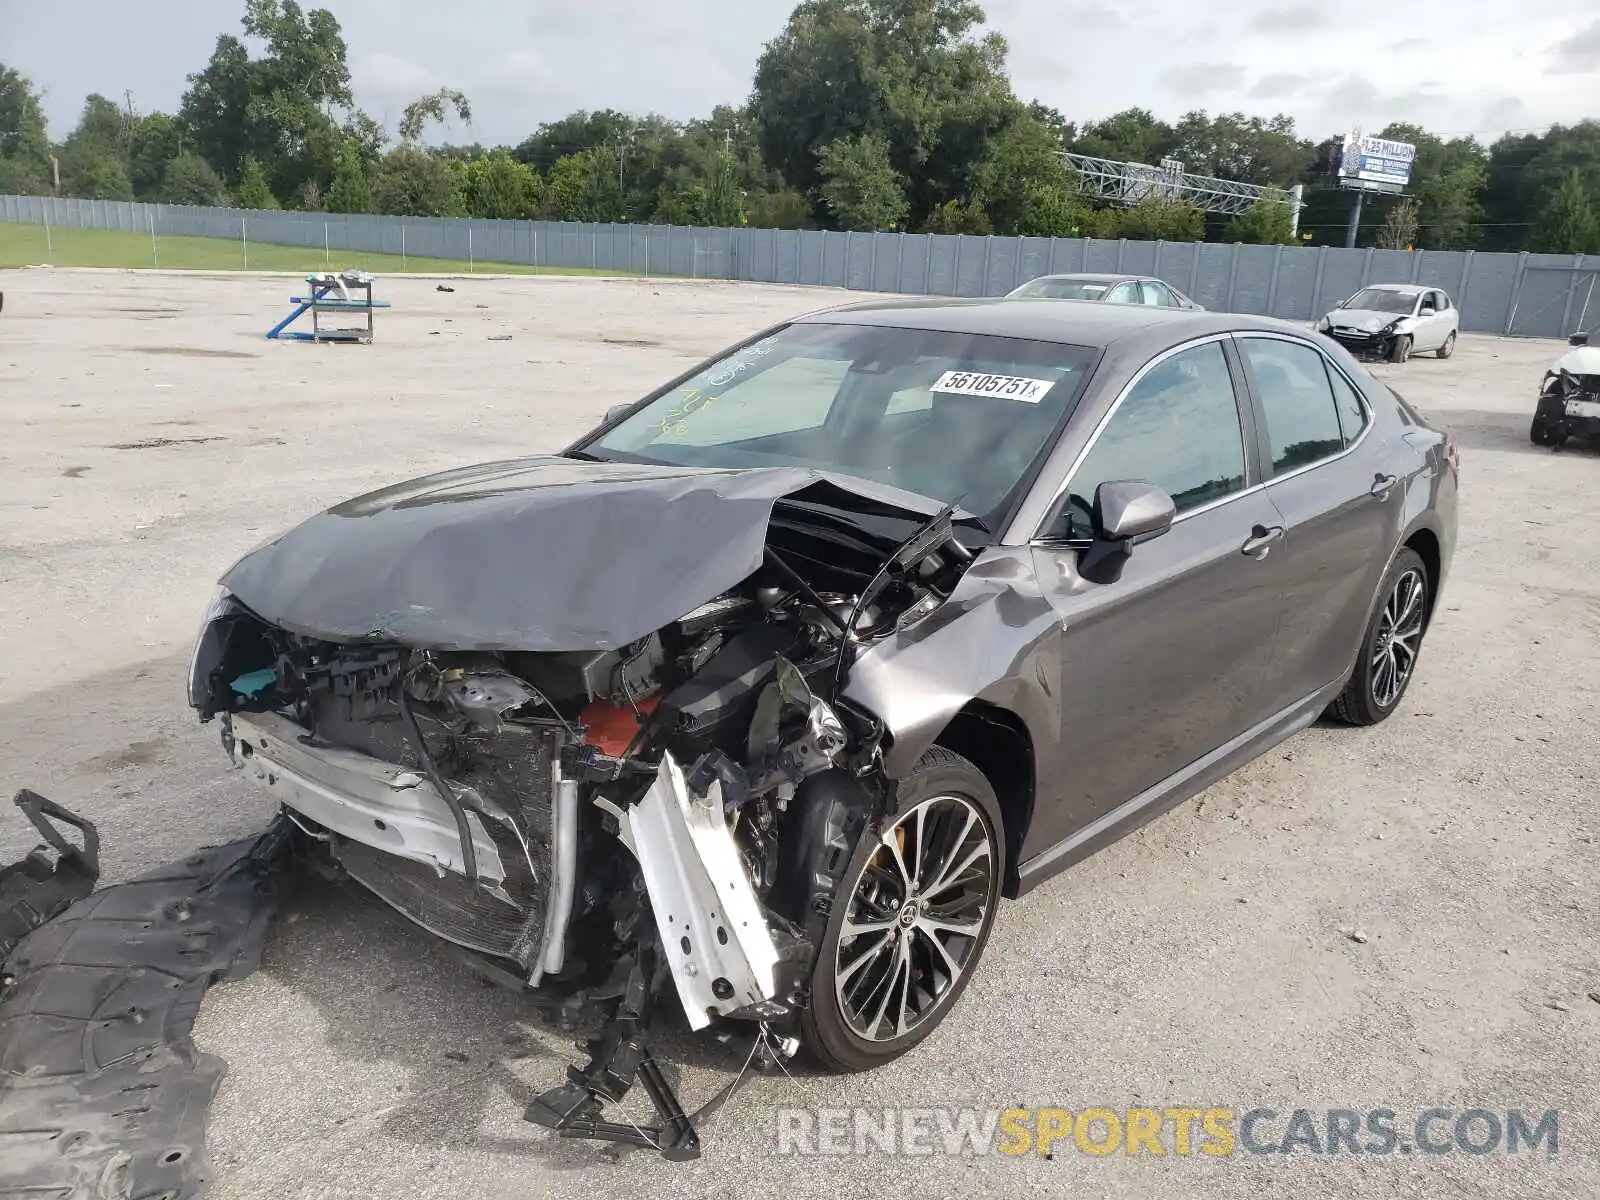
[276,681,569,976]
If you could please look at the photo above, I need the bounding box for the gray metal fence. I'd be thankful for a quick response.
[3,193,1593,338]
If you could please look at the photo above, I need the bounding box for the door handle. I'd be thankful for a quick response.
[1370,473,1398,500]
[1241,524,1284,559]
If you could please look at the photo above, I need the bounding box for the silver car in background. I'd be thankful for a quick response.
[1315,283,1460,363]
[1009,272,1206,310]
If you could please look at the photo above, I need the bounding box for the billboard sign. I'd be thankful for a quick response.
[1339,133,1416,191]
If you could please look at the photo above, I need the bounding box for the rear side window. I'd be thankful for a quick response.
[1138,281,1171,306]
[1239,337,1346,474]
[1105,282,1139,304]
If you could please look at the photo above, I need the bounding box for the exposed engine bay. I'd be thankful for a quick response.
[181,479,980,1156]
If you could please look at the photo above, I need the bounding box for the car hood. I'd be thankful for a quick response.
[1327,307,1413,332]
[218,455,957,652]
[1552,346,1600,374]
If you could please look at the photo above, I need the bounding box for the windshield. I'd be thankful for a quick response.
[1340,288,1416,315]
[586,322,1097,523]
[1011,277,1111,301]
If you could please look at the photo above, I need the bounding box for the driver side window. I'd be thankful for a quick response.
[1061,341,1246,538]
[1105,282,1140,304]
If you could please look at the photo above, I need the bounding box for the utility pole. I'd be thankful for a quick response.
[617,125,637,201]
[1344,189,1365,249]
[123,90,138,167]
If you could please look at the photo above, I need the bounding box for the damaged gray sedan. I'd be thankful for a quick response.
[184,298,1456,1153]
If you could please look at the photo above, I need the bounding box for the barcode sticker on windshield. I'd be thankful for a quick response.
[931,371,1054,402]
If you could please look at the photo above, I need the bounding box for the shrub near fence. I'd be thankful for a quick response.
[2,194,1595,339]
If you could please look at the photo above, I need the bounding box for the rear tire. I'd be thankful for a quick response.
[1329,547,1429,727]
[799,747,1003,1073]
[1436,331,1456,359]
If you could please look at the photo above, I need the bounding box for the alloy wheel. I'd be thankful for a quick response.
[1370,567,1426,708]
[833,794,995,1043]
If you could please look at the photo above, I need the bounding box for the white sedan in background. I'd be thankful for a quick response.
[1314,283,1460,363]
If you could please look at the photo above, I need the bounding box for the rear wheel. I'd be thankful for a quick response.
[1436,330,1456,359]
[799,748,1003,1073]
[1329,548,1429,726]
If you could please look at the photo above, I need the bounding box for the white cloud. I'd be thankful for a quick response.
[350,52,438,101]
[1161,63,1246,98]
[8,0,1593,148]
[1547,17,1600,73]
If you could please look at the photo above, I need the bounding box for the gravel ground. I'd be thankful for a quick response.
[1,268,1596,1199]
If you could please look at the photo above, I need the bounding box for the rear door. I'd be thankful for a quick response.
[1234,334,1401,712]
[1027,336,1289,843]
[1435,290,1460,340]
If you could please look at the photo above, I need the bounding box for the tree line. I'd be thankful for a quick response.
[1,0,1596,252]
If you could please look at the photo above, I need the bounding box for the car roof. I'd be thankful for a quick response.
[1360,283,1430,295]
[1024,272,1140,284]
[794,295,1308,350]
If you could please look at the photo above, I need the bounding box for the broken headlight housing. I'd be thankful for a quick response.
[186,585,240,713]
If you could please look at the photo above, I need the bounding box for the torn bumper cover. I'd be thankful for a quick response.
[0,804,288,1200]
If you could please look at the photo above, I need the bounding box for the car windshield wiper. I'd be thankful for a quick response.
[562,448,608,462]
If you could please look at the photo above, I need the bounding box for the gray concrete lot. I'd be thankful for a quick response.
[1,268,1596,1199]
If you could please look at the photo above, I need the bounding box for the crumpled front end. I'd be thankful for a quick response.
[187,481,980,1036]
[1319,314,1411,362]
[1534,367,1600,442]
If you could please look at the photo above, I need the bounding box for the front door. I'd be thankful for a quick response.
[1029,337,1289,846]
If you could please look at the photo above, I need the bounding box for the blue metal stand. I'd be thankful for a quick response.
[267,272,390,343]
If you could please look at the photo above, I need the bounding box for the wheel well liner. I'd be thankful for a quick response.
[1403,527,1441,627]
[931,702,1034,898]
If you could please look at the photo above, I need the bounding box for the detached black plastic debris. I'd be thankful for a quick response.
[0,815,290,1200]
[0,792,100,961]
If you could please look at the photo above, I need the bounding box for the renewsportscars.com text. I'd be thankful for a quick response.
[772,1106,1561,1158]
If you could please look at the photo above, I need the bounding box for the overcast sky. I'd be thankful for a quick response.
[3,1,1597,153]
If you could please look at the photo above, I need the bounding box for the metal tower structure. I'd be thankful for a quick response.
[1062,153,1304,235]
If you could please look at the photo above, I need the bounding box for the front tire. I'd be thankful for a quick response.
[799,747,1003,1073]
[1329,547,1430,726]
[1389,334,1412,364]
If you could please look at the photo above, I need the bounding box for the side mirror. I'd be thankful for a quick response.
[1077,480,1176,583]
[1419,305,1435,316]
[602,402,633,425]
[1095,480,1176,542]
[1571,332,1590,347]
